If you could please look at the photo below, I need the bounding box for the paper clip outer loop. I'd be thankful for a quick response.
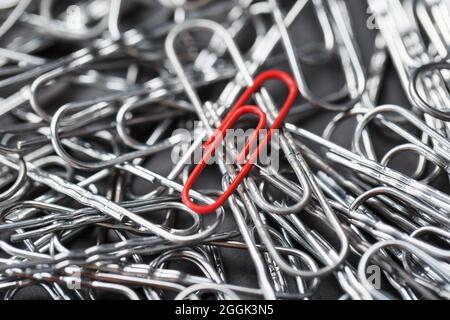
[230,69,298,131]
[231,69,298,163]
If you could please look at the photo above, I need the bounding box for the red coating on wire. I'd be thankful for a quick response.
[182,70,298,215]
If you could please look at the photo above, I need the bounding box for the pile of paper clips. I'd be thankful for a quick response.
[0,0,449,300]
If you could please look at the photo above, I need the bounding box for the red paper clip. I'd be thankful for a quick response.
[182,70,298,215]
